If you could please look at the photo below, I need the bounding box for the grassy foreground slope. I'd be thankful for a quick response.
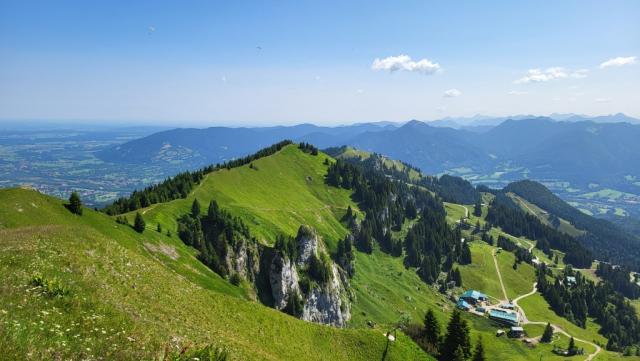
[0,188,426,360]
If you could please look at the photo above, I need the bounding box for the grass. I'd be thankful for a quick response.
[0,188,426,361]
[458,242,505,300]
[134,145,355,251]
[518,293,607,346]
[507,193,585,238]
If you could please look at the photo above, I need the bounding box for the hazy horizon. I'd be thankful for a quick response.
[1,1,639,126]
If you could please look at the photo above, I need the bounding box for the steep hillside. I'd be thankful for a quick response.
[0,188,427,361]
[504,180,640,270]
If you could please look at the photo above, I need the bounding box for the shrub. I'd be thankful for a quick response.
[30,274,70,298]
[229,272,242,286]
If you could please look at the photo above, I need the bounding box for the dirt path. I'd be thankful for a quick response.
[459,204,469,218]
[511,282,537,323]
[511,282,602,361]
[142,204,158,215]
[491,248,509,301]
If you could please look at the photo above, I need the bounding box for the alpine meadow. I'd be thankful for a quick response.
[1,1,640,360]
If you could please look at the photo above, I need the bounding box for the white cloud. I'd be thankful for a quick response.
[595,97,611,103]
[508,90,528,95]
[514,67,588,83]
[356,89,364,94]
[443,88,462,97]
[600,56,637,69]
[371,55,441,74]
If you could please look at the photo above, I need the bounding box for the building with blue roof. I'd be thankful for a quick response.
[460,290,488,305]
[456,299,472,311]
[489,309,519,326]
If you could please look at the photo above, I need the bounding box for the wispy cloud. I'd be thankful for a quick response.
[443,88,461,97]
[508,90,528,95]
[514,67,588,83]
[600,56,637,69]
[595,97,611,103]
[372,55,441,74]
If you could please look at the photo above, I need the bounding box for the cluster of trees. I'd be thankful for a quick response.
[405,211,469,284]
[407,309,485,361]
[596,263,640,299]
[420,175,481,205]
[298,142,319,155]
[486,193,593,268]
[103,140,293,215]
[536,265,640,350]
[326,155,470,286]
[326,158,443,258]
[335,234,355,276]
[177,199,253,278]
[496,236,532,265]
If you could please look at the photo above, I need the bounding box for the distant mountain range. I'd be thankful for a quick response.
[98,114,640,186]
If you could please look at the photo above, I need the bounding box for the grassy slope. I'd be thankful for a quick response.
[137,145,354,251]
[0,188,427,360]
[507,192,585,238]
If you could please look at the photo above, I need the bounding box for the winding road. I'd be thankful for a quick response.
[491,250,602,360]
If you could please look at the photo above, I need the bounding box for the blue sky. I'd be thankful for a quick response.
[1,0,638,125]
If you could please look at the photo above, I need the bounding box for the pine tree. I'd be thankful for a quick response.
[423,308,440,347]
[568,336,577,356]
[68,192,83,215]
[191,198,201,217]
[440,310,471,361]
[473,201,482,217]
[156,223,162,233]
[134,212,146,233]
[472,336,485,361]
[346,205,353,220]
[541,323,554,343]
[452,345,466,361]
[453,267,463,287]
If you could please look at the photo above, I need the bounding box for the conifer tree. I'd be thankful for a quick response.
[452,345,466,361]
[453,267,462,287]
[473,201,482,217]
[541,323,554,343]
[423,308,440,347]
[156,223,162,233]
[191,198,201,217]
[68,191,83,215]
[440,310,471,361]
[134,212,145,233]
[568,336,577,356]
[472,336,485,361]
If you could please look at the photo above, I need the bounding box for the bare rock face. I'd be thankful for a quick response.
[295,225,318,266]
[226,238,259,282]
[302,264,351,327]
[266,225,352,327]
[269,253,300,310]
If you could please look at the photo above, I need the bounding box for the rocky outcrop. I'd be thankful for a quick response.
[295,225,318,266]
[266,225,352,327]
[269,253,300,310]
[301,263,351,327]
[226,238,260,282]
